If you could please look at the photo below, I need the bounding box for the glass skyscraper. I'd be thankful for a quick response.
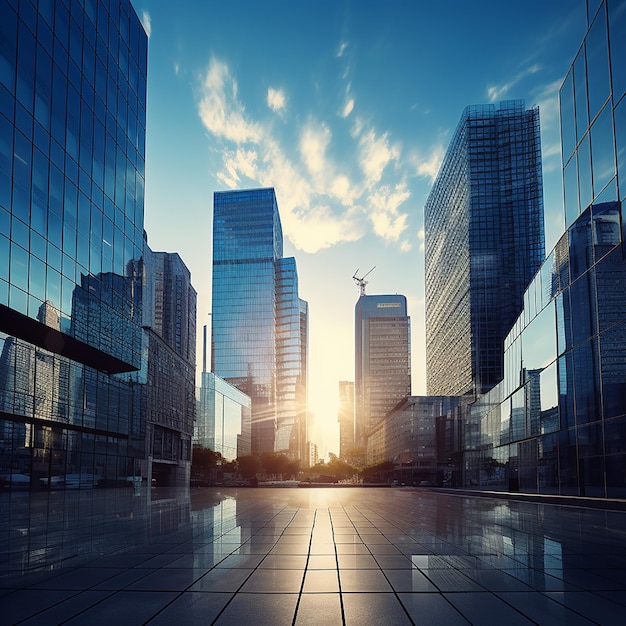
[0,0,148,487]
[354,294,411,450]
[461,0,626,498]
[425,100,545,398]
[211,188,308,459]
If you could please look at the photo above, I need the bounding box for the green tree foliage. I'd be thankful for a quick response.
[326,453,357,481]
[360,461,395,483]
[191,446,222,479]
[237,455,261,479]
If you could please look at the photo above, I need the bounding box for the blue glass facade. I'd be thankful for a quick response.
[355,294,411,449]
[195,371,251,462]
[0,0,148,488]
[425,101,545,397]
[212,188,308,459]
[463,0,626,498]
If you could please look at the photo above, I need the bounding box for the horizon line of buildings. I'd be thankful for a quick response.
[1,0,625,502]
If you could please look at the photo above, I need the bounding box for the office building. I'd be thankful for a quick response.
[211,188,308,459]
[368,395,462,484]
[461,0,626,498]
[0,0,148,487]
[337,380,355,462]
[195,325,251,461]
[425,100,545,397]
[140,245,197,486]
[354,294,411,449]
[195,372,252,462]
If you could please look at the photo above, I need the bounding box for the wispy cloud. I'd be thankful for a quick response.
[487,64,541,102]
[337,41,349,58]
[141,10,152,38]
[414,145,445,183]
[357,128,400,187]
[267,87,286,113]
[196,57,412,253]
[197,60,262,144]
[341,97,354,118]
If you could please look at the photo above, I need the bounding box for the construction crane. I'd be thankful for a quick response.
[352,266,376,296]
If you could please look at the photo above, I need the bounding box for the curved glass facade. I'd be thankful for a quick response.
[0,0,148,489]
[465,0,626,498]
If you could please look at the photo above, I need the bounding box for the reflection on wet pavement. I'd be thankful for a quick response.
[1,487,626,624]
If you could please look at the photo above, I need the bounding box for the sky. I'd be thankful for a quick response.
[137,0,588,457]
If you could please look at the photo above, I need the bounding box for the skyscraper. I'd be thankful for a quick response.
[141,245,197,486]
[211,188,308,459]
[337,380,355,461]
[0,0,148,487]
[354,294,411,449]
[425,100,545,398]
[456,0,626,499]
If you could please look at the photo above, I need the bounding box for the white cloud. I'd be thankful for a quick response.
[198,59,263,144]
[267,87,286,113]
[141,10,152,38]
[367,183,410,242]
[337,41,349,58]
[415,145,445,183]
[300,123,331,178]
[488,64,542,102]
[196,58,412,254]
[358,129,400,187]
[341,98,354,118]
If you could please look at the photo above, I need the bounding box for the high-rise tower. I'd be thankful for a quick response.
[354,294,411,449]
[425,100,545,397]
[0,0,148,488]
[211,188,308,459]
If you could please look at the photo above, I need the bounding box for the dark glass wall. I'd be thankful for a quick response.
[425,101,545,397]
[0,0,148,489]
[464,0,626,498]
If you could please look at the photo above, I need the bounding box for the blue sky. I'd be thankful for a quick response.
[138,0,587,455]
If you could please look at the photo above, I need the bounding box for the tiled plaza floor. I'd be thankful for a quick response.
[1,486,626,624]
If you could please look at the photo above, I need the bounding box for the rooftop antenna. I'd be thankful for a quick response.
[352,266,376,296]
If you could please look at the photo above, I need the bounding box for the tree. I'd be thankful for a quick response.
[327,455,357,482]
[360,461,395,483]
[237,455,261,479]
[192,446,222,479]
[260,452,290,477]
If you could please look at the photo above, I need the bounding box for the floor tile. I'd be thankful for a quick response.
[215,592,298,625]
[339,568,392,592]
[188,567,254,592]
[239,568,304,592]
[398,592,470,625]
[145,591,233,625]
[496,591,596,625]
[294,592,343,624]
[342,592,412,624]
[444,591,536,625]
[385,568,438,592]
[302,568,340,592]
[17,590,115,625]
[63,590,179,625]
